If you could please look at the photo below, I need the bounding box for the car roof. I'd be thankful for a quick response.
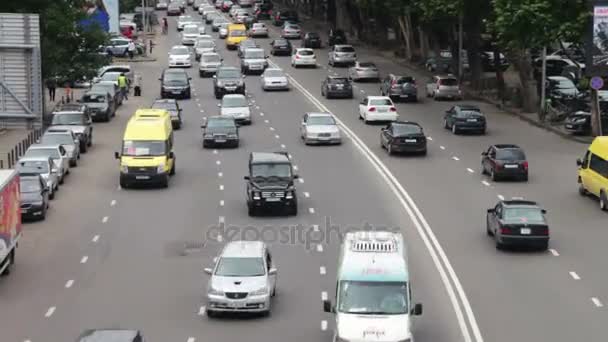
[367,96,391,100]
[77,329,141,342]
[548,76,571,82]
[493,144,522,150]
[18,156,51,163]
[392,120,420,126]
[456,104,481,111]
[153,98,177,103]
[501,200,539,208]
[221,240,265,258]
[244,47,263,52]
[19,172,44,178]
[101,64,131,71]
[250,152,290,164]
[307,112,333,118]
[28,143,61,149]
[84,90,109,96]
[164,68,188,75]
[334,44,353,48]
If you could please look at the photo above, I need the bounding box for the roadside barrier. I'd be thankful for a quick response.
[0,129,44,169]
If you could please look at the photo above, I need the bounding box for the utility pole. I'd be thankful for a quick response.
[457,13,463,80]
[539,46,547,117]
[141,0,148,56]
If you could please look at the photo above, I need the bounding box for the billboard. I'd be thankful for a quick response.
[80,0,119,34]
[0,171,21,262]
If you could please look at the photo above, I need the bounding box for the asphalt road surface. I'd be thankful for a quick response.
[1,4,606,342]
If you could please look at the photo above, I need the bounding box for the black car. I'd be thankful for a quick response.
[486,200,549,250]
[160,69,192,99]
[302,32,322,48]
[255,6,272,20]
[380,121,427,155]
[19,173,50,221]
[272,10,298,26]
[443,104,486,135]
[77,329,146,342]
[321,76,353,99]
[380,74,418,102]
[152,99,183,129]
[201,116,239,148]
[328,28,347,46]
[481,144,528,181]
[547,76,582,101]
[564,111,608,135]
[80,91,115,122]
[213,67,246,99]
[245,152,298,216]
[269,38,292,56]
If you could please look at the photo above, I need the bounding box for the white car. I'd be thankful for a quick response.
[177,15,193,31]
[291,48,316,68]
[24,144,70,184]
[168,45,192,68]
[229,5,242,17]
[219,23,229,39]
[261,68,289,91]
[235,11,250,24]
[358,96,398,123]
[155,1,168,9]
[219,94,251,124]
[301,112,341,145]
[197,26,207,37]
[199,52,223,77]
[181,24,200,45]
[194,38,216,60]
[200,4,215,15]
[249,23,268,37]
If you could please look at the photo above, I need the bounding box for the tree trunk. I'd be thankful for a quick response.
[418,26,429,60]
[493,44,506,102]
[398,11,414,61]
[510,49,538,113]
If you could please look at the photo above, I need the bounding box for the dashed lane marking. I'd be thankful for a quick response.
[264,119,269,123]
[321,320,328,331]
[80,256,88,264]
[322,291,328,301]
[45,307,56,318]
[65,280,74,288]
[481,180,491,187]
[260,112,264,116]
[313,224,319,232]
[217,235,223,242]
[220,200,225,206]
[281,144,286,149]
[569,271,581,280]
[216,160,221,165]
[309,208,315,214]
[92,235,100,243]
[452,156,460,161]
[110,200,116,206]
[102,216,108,223]
[187,338,196,342]
[303,191,310,198]
[440,145,446,150]
[298,178,304,183]
[275,135,280,139]
[218,172,223,177]
[549,249,559,256]
[270,127,275,131]
[316,244,323,252]
[294,165,298,171]
[466,168,474,173]
[592,297,604,307]
[198,306,206,316]
[219,184,224,191]
[219,216,225,223]
[213,149,218,154]
[320,266,326,275]
[497,194,505,200]
[427,136,433,141]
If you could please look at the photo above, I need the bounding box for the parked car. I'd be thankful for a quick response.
[16,157,58,199]
[23,144,70,183]
[80,91,115,122]
[39,131,80,167]
[270,38,292,56]
[348,61,380,82]
[380,74,417,102]
[443,104,486,135]
[426,75,462,100]
[261,68,289,91]
[302,32,322,48]
[481,144,529,181]
[380,121,427,155]
[160,68,192,99]
[152,99,183,129]
[90,81,122,107]
[328,44,356,67]
[97,64,133,85]
[201,116,240,148]
[424,50,469,73]
[49,109,93,152]
[19,173,50,220]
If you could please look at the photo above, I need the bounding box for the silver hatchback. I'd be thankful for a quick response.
[328,44,356,67]
[205,241,277,317]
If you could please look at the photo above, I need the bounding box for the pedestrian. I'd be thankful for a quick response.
[127,40,136,60]
[149,39,155,54]
[63,83,72,103]
[162,18,168,34]
[46,77,57,102]
[133,73,142,96]
[118,73,129,100]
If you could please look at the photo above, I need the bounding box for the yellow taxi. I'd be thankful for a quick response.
[577,136,608,210]
[226,24,247,50]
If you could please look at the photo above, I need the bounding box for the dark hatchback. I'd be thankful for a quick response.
[213,67,246,99]
[380,74,417,102]
[564,111,608,135]
[269,38,292,56]
[321,76,353,99]
[19,173,50,221]
[80,91,115,122]
[481,144,528,181]
[328,28,347,46]
[272,10,298,26]
[443,104,486,134]
[303,32,322,48]
[160,69,192,99]
[201,116,240,148]
[152,99,183,129]
[486,200,549,250]
[255,6,272,20]
[77,329,146,342]
[380,121,427,155]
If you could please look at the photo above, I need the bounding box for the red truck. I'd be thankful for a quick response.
[0,169,22,277]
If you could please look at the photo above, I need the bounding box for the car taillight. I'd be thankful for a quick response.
[522,161,529,170]
[389,107,397,112]
[295,55,300,59]
[368,107,376,112]
[539,228,549,235]
[500,226,511,234]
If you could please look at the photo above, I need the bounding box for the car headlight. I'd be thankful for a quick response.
[574,118,586,123]
[157,164,165,173]
[216,81,223,87]
[285,191,293,199]
[32,201,44,206]
[227,133,238,138]
[253,191,261,199]
[121,165,129,173]
[208,287,224,296]
[250,287,268,295]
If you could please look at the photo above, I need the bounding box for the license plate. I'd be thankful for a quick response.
[337,85,344,89]
[405,139,417,143]
[215,139,226,143]
[504,164,518,169]
[266,197,281,202]
[520,228,531,235]
[172,91,181,94]
[136,175,150,180]
[467,119,477,122]
[377,108,387,112]
[230,301,244,308]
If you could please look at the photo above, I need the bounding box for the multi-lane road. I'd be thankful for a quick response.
[1,4,606,342]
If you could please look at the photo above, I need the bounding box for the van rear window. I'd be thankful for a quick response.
[439,78,458,86]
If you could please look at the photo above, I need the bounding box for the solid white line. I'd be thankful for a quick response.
[569,271,581,280]
[313,225,319,232]
[220,200,225,206]
[309,208,315,214]
[549,248,559,256]
[197,103,201,107]
[320,266,326,275]
[298,178,304,183]
[102,216,108,223]
[275,134,280,139]
[110,200,116,206]
[321,320,328,331]
[187,338,196,342]
[304,191,310,198]
[481,180,491,187]
[316,244,323,252]
[440,145,446,150]
[219,184,224,191]
[280,66,483,342]
[198,306,206,316]
[200,109,204,113]
[497,194,505,200]
[92,235,100,243]
[218,172,223,177]
[80,256,88,264]
[591,297,604,307]
[65,280,74,288]
[427,136,433,141]
[466,168,474,173]
[452,156,460,161]
[216,160,221,165]
[45,307,56,318]
[219,216,225,223]
[321,291,328,301]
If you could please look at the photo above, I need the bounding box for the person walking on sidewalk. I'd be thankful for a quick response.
[149,39,155,54]
[133,73,142,96]
[118,73,129,100]
[127,40,136,60]
[63,83,72,103]
[46,78,57,102]
[162,18,168,34]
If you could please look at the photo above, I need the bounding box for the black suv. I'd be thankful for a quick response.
[328,28,347,46]
[270,38,292,56]
[77,329,146,342]
[213,67,246,99]
[19,173,50,221]
[321,76,353,99]
[160,68,192,99]
[481,144,528,181]
[303,32,322,48]
[272,10,298,26]
[245,152,299,216]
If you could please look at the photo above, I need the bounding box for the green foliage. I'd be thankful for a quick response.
[414,0,463,24]
[120,0,141,13]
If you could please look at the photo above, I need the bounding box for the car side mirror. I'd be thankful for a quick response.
[244,175,250,180]
[541,209,547,214]
[412,303,423,315]
[217,103,221,107]
[576,158,582,166]
[481,151,488,156]
[268,268,277,275]
[213,75,217,78]
[93,77,100,83]
[204,267,213,275]
[158,77,162,81]
[323,299,334,313]
[114,151,120,159]
[293,174,299,179]
[168,151,175,159]
[487,208,495,213]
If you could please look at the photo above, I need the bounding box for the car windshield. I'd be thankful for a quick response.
[369,98,393,106]
[229,30,246,37]
[222,96,247,108]
[197,40,214,48]
[208,118,235,128]
[218,68,240,78]
[274,40,288,46]
[171,47,190,55]
[286,25,300,30]
[264,69,284,77]
[203,54,221,63]
[503,207,544,223]
[552,79,576,89]
[152,102,178,112]
[91,85,113,95]
[329,78,348,84]
[308,116,335,125]
[338,281,409,315]
[41,134,73,145]
[253,24,265,28]
[26,148,60,159]
[337,46,355,52]
[307,32,319,38]
[496,149,525,160]
[251,163,291,178]
[122,140,166,156]
[298,50,314,56]
[245,49,265,58]
[396,77,414,84]
[358,62,376,68]
[18,161,49,174]
[101,73,120,81]
[20,178,42,193]
[215,257,265,277]
[456,110,481,118]
[393,124,421,135]
[184,26,198,34]
[439,78,458,86]
[52,114,86,125]
[82,93,106,103]
[164,72,187,83]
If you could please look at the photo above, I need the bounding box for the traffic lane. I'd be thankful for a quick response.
[245,74,467,342]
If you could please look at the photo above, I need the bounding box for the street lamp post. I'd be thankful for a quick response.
[141,0,148,56]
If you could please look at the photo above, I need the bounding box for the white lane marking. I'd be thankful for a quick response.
[309,208,315,214]
[260,112,264,116]
[452,156,460,161]
[497,194,505,200]
[102,216,108,223]
[440,145,446,150]
[316,244,323,252]
[117,185,121,190]
[321,320,328,331]
[219,184,224,191]
[275,135,280,139]
[198,306,206,316]
[320,266,326,275]
[92,235,100,243]
[80,256,88,264]
[294,165,298,171]
[281,144,286,149]
[481,180,491,187]
[298,178,304,183]
[466,168,474,173]
[216,160,221,165]
[288,154,293,159]
[264,119,269,123]
[591,297,604,307]
[360,89,365,93]
[220,200,225,206]
[279,66,484,342]
[217,235,223,242]
[569,271,581,280]
[197,103,201,107]
[270,127,275,131]
[255,105,260,109]
[195,98,200,102]
[218,172,223,177]
[427,136,433,141]
[24,340,32,342]
[200,109,204,113]
[219,216,225,223]
[45,306,56,318]
[65,280,74,288]
[303,191,310,198]
[313,224,319,232]
[213,149,218,154]
[251,100,256,104]
[110,200,116,206]
[187,338,196,342]
[549,248,559,256]
[321,291,328,301]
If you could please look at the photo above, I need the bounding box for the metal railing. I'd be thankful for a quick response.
[0,128,43,169]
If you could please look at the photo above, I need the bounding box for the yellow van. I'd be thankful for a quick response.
[226,24,247,50]
[577,136,608,210]
[114,111,176,188]
[133,108,171,121]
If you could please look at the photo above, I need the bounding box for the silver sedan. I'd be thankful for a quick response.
[249,23,269,37]
[261,68,289,91]
[348,61,380,82]
[300,112,342,145]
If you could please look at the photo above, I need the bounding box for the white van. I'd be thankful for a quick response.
[323,231,422,342]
